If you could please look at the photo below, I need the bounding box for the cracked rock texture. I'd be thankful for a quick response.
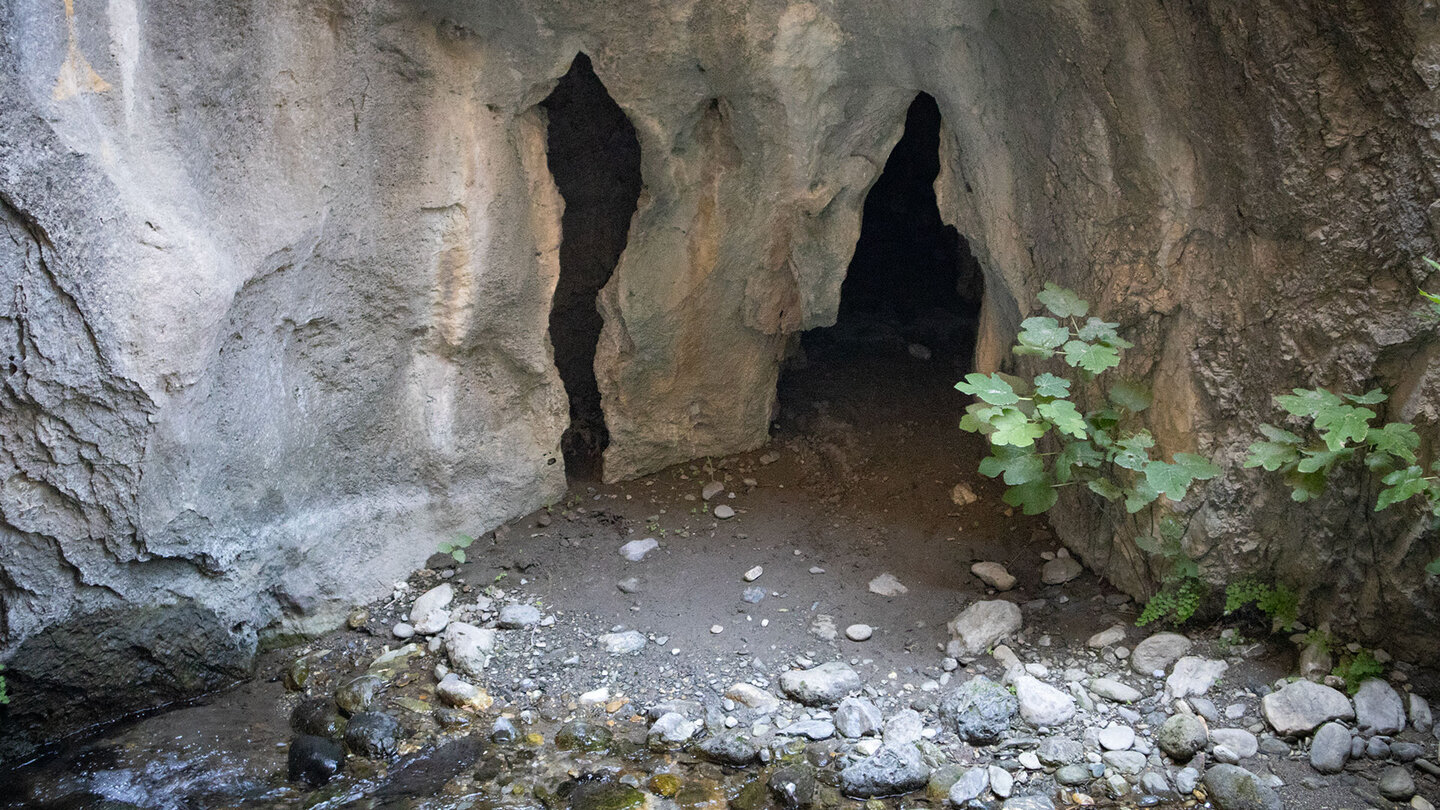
[2,0,1439,749]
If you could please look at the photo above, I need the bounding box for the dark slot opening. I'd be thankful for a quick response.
[542,53,643,480]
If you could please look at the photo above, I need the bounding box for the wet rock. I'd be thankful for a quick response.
[1165,657,1228,699]
[344,711,401,759]
[946,600,1023,659]
[1040,555,1082,585]
[1353,678,1406,735]
[1261,680,1354,735]
[839,742,930,797]
[947,766,989,804]
[619,538,659,561]
[497,604,542,629]
[367,643,424,679]
[1001,796,1056,810]
[597,630,646,655]
[335,674,384,716]
[436,673,493,710]
[288,734,345,787]
[940,675,1018,743]
[285,651,329,692]
[650,711,700,744]
[1156,714,1207,761]
[835,696,884,737]
[570,781,645,810]
[1308,722,1350,773]
[779,661,862,706]
[291,696,346,739]
[1014,675,1075,727]
[490,716,518,743]
[1209,728,1259,759]
[769,762,818,809]
[971,562,1016,591]
[1089,677,1142,703]
[444,622,497,676]
[698,731,758,765]
[1201,764,1282,810]
[555,720,613,753]
[1378,765,1416,800]
[726,683,781,713]
[1130,632,1192,675]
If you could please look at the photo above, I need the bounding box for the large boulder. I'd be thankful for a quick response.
[1261,680,1354,736]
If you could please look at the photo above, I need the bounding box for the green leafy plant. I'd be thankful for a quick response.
[1332,648,1384,694]
[438,533,476,564]
[0,665,8,706]
[1223,577,1299,631]
[956,284,1220,624]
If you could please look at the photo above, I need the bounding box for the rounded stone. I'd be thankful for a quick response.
[845,624,874,641]
[1156,714,1207,762]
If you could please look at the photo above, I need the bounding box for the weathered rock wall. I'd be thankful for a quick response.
[2,0,1438,747]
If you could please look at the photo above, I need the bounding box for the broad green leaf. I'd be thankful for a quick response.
[1275,388,1342,418]
[1062,339,1121,374]
[990,407,1048,447]
[1245,440,1299,471]
[1056,441,1104,483]
[1003,479,1059,515]
[1144,460,1200,501]
[956,373,1020,406]
[1033,372,1071,399]
[1174,453,1222,481]
[1284,468,1327,502]
[1113,432,1155,471]
[1125,478,1161,513]
[1090,408,1121,432]
[1076,317,1121,343]
[1376,465,1429,510]
[979,446,1046,485]
[1038,399,1087,439]
[959,403,999,435]
[1258,423,1303,445]
[1108,379,1153,412]
[1342,388,1387,405]
[452,548,467,563]
[1427,557,1440,576]
[1037,283,1089,318]
[1295,448,1348,474]
[1018,317,1069,350]
[1367,421,1420,463]
[1313,404,1375,450]
[1013,343,1055,358]
[1087,479,1123,501]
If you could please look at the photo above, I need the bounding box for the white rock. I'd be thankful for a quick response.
[743,565,763,582]
[1014,675,1076,727]
[408,584,454,623]
[1408,692,1433,732]
[444,622,497,677]
[868,572,908,596]
[845,623,873,641]
[946,600,1023,659]
[1209,728,1258,759]
[970,561,1016,591]
[726,682,781,713]
[1354,678,1406,735]
[1166,657,1229,700]
[711,624,724,634]
[619,538,659,561]
[651,711,700,743]
[1089,677,1142,703]
[714,505,735,519]
[1130,632,1193,675]
[1099,722,1136,750]
[1261,679,1354,735]
[412,608,450,635]
[1087,625,1128,648]
[436,672,493,710]
[579,687,610,706]
[989,764,1013,797]
[392,622,415,639]
[598,630,647,655]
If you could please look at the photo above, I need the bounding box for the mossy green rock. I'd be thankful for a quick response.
[926,763,966,801]
[555,720,614,753]
[570,782,646,810]
[729,777,769,810]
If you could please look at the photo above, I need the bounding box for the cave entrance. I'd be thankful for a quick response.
[776,92,985,497]
[542,53,642,480]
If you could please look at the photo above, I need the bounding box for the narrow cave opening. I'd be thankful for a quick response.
[542,53,642,480]
[776,92,985,500]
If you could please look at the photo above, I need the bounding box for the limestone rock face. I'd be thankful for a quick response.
[3,0,1440,751]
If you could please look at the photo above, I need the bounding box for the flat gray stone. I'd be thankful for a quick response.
[1089,677,1142,703]
[1202,764,1282,810]
[1130,632,1192,675]
[1014,675,1075,727]
[1308,721,1350,774]
[597,630,646,655]
[835,696,883,738]
[1261,680,1354,736]
[780,661,862,706]
[1209,728,1258,759]
[1353,678,1405,735]
[618,538,659,561]
[839,742,930,797]
[1165,656,1228,699]
[946,600,1022,659]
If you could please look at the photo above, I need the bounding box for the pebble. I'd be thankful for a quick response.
[1087,625,1127,648]
[714,505,735,519]
[597,630,646,655]
[725,683,781,713]
[1378,765,1416,801]
[497,603,541,629]
[743,565,763,582]
[845,624,873,642]
[989,765,1014,798]
[710,624,724,634]
[1129,632,1192,675]
[1098,723,1135,751]
[951,482,979,506]
[779,661,862,706]
[1040,555,1082,585]
[617,577,641,594]
[392,622,415,639]
[618,538,659,561]
[701,481,725,501]
[1055,763,1090,785]
[742,586,765,603]
[1089,677,1142,703]
[868,572,909,596]
[970,561,1016,591]
[412,607,450,635]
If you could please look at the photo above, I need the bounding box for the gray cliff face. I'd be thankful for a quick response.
[1,0,1438,744]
